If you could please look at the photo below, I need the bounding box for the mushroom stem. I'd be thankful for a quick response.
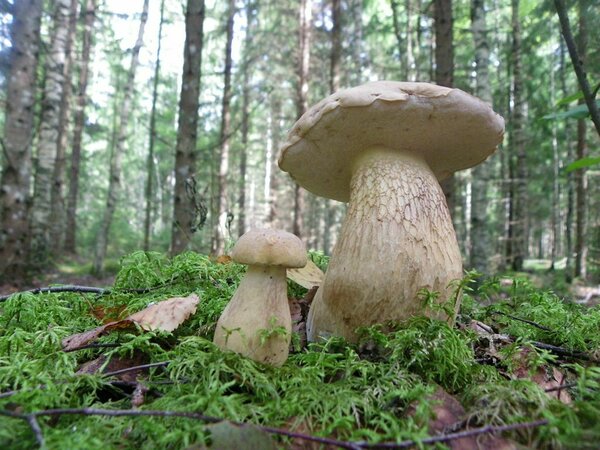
[307,146,463,342]
[213,265,292,366]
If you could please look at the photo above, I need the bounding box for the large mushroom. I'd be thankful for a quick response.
[213,228,307,366]
[278,81,504,342]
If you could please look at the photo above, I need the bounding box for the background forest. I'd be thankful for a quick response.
[0,0,599,286]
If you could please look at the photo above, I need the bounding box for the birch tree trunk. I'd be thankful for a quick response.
[0,0,43,284]
[64,0,97,254]
[507,0,528,271]
[213,0,236,255]
[93,0,149,274]
[469,0,493,273]
[171,0,206,254]
[30,0,72,269]
[49,0,78,256]
[144,0,166,252]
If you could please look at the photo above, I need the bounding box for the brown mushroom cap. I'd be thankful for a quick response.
[278,81,505,202]
[231,228,307,268]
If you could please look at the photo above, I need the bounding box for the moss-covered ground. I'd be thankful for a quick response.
[1,251,599,449]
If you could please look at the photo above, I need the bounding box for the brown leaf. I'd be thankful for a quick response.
[90,304,127,323]
[62,294,200,351]
[215,255,232,264]
[76,351,148,382]
[131,382,150,408]
[128,294,200,332]
[287,260,324,289]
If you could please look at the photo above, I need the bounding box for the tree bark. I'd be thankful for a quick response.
[293,0,313,238]
[212,0,236,255]
[238,1,255,239]
[171,0,206,254]
[143,0,166,252]
[64,0,97,254]
[434,0,455,214]
[469,0,493,274]
[93,0,149,274]
[574,0,588,278]
[0,0,43,284]
[507,0,528,272]
[30,0,73,269]
[48,0,78,256]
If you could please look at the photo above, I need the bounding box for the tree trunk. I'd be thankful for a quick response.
[390,0,408,80]
[293,0,313,238]
[574,0,588,278]
[171,0,206,254]
[212,0,236,255]
[238,1,255,239]
[144,0,166,252]
[0,0,43,285]
[266,96,282,227]
[30,0,73,270]
[434,0,455,214]
[507,0,528,272]
[469,0,493,274]
[93,0,149,274]
[323,0,342,254]
[64,0,97,254]
[48,0,78,256]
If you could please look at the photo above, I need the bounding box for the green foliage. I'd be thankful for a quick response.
[1,254,600,449]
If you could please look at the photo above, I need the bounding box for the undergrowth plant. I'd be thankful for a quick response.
[1,251,599,449]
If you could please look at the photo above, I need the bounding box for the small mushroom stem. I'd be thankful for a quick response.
[307,146,463,342]
[214,265,292,366]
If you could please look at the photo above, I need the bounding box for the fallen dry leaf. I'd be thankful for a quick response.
[287,260,324,289]
[62,294,200,351]
[215,255,232,264]
[76,351,148,382]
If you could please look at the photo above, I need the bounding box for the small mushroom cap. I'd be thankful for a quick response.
[278,81,505,202]
[231,228,307,268]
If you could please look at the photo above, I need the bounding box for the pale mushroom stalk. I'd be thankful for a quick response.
[214,265,291,363]
[307,147,462,342]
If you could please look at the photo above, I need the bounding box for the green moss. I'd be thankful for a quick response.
[1,253,599,449]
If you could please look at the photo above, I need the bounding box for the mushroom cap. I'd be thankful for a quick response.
[231,228,307,268]
[278,81,505,202]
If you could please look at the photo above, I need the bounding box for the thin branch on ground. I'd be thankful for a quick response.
[544,382,578,393]
[531,341,596,361]
[26,415,45,448]
[0,407,550,450]
[64,343,121,352]
[491,311,554,332]
[102,361,170,378]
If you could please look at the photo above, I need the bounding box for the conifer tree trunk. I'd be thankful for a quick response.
[49,0,79,256]
[30,0,73,269]
[144,0,166,252]
[574,0,588,278]
[0,0,43,284]
[507,0,528,271]
[434,0,455,214]
[213,0,236,255]
[469,0,493,273]
[390,0,408,79]
[93,0,149,274]
[266,96,282,227]
[64,0,97,254]
[323,0,341,254]
[238,1,255,239]
[171,0,206,254]
[293,0,313,238]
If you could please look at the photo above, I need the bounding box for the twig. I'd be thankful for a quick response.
[361,419,550,449]
[554,0,600,136]
[0,285,107,301]
[0,406,550,450]
[26,415,45,448]
[491,311,554,332]
[544,382,578,393]
[63,343,121,352]
[102,361,170,378]
[530,341,595,361]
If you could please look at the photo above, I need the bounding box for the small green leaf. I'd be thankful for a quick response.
[556,91,584,106]
[565,156,600,172]
[542,100,600,121]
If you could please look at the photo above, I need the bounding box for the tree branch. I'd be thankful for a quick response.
[554,0,600,136]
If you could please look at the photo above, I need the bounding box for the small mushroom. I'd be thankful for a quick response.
[278,81,504,342]
[213,228,307,366]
